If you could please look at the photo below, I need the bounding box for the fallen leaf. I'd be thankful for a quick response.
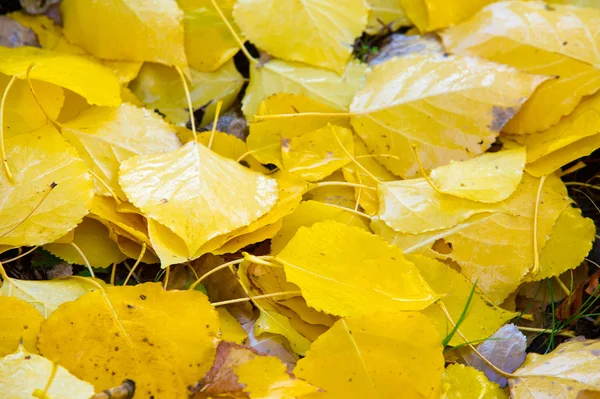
[441,364,507,399]
[510,337,600,398]
[0,345,95,399]
[61,102,182,199]
[400,0,498,31]
[61,0,187,67]
[464,324,526,388]
[130,59,245,127]
[295,312,444,399]
[178,0,241,72]
[218,308,248,344]
[0,126,94,247]
[441,1,600,133]
[44,218,127,268]
[243,318,299,367]
[255,300,312,356]
[350,53,547,177]
[234,0,368,73]
[366,0,411,34]
[0,296,43,356]
[242,59,366,119]
[430,147,526,203]
[276,220,437,316]
[302,170,358,209]
[409,255,517,347]
[38,283,219,397]
[119,140,279,261]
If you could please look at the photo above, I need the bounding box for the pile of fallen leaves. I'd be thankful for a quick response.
[1,0,600,398]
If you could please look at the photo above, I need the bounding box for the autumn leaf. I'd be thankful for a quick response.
[0,345,95,399]
[276,220,438,316]
[400,0,498,32]
[295,312,445,399]
[441,364,507,399]
[441,1,600,133]
[61,0,187,67]
[217,308,248,344]
[366,0,410,34]
[350,52,547,177]
[38,283,219,397]
[0,296,43,356]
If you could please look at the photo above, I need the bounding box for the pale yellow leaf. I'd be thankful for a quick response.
[0,126,94,247]
[130,59,245,127]
[441,1,600,133]
[409,255,517,347]
[38,283,219,397]
[234,0,368,73]
[277,220,437,317]
[547,0,600,7]
[243,59,366,119]
[295,312,444,399]
[0,345,95,399]
[62,103,181,198]
[350,53,547,177]
[0,297,42,356]
[303,170,358,209]
[366,0,411,34]
[256,302,312,356]
[196,131,266,173]
[0,46,120,107]
[119,140,279,258]
[442,364,507,399]
[177,0,241,72]
[44,218,127,268]
[510,337,600,399]
[430,147,526,203]
[400,0,498,31]
[61,0,187,67]
[214,220,282,256]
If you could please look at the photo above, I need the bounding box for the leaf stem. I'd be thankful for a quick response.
[0,246,38,264]
[69,242,95,278]
[123,242,146,286]
[0,74,18,182]
[312,181,376,190]
[188,258,245,291]
[209,0,257,64]
[410,144,443,194]
[212,290,301,307]
[207,100,223,150]
[174,66,197,143]
[517,325,575,338]
[0,182,57,239]
[253,111,357,121]
[531,175,547,276]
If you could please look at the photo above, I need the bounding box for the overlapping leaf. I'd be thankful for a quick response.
[0,296,43,356]
[442,364,507,399]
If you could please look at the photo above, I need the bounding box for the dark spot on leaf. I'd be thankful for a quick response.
[490,106,518,131]
[115,347,119,351]
[24,355,31,360]
[23,325,28,330]
[159,198,168,204]
[140,295,147,300]
[127,304,135,309]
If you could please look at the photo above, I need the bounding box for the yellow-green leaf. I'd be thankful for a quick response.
[234,0,368,73]
[61,0,187,67]
[277,220,437,317]
[442,364,508,399]
[0,345,95,399]
[0,296,43,356]
[0,126,94,247]
[430,147,526,203]
[295,312,444,399]
[0,46,120,107]
[130,59,245,127]
[350,53,547,177]
[38,283,219,397]
[243,59,366,119]
[441,1,600,133]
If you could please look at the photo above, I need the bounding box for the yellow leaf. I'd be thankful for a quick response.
[178,0,241,72]
[547,0,600,7]
[510,337,600,398]
[0,73,64,135]
[130,59,245,127]
[61,0,187,67]
[147,219,190,267]
[234,0,367,73]
[0,297,43,356]
[282,124,354,181]
[119,140,279,258]
[409,255,517,347]
[214,220,283,256]
[295,312,444,399]
[441,1,600,134]
[524,92,600,176]
[255,301,312,356]
[277,221,437,316]
[243,59,366,119]
[400,0,498,32]
[217,308,247,344]
[61,103,181,198]
[366,0,411,34]
[271,200,369,255]
[430,147,526,203]
[247,93,351,168]
[0,273,104,318]
[341,136,396,215]
[529,206,595,281]
[235,355,318,399]
[0,126,94,247]
[0,345,95,399]
[303,170,358,209]
[372,173,570,303]
[377,179,498,234]
[0,46,121,107]
[350,53,547,177]
[197,131,266,173]
[442,364,507,399]
[38,283,219,397]
[44,218,127,268]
